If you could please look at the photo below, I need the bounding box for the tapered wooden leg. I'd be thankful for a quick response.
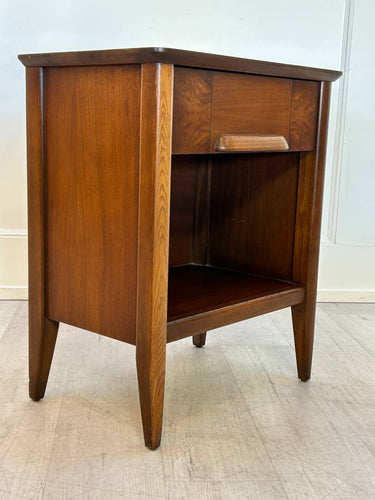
[29,316,59,401]
[136,341,166,450]
[192,332,207,348]
[26,67,60,402]
[291,83,332,383]
[136,63,173,449]
[291,304,315,382]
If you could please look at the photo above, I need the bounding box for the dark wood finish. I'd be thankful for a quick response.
[192,158,211,265]
[291,82,331,381]
[172,68,320,155]
[169,156,211,266]
[136,63,173,450]
[192,332,207,348]
[18,47,341,82]
[173,68,319,154]
[20,47,339,449]
[167,265,304,342]
[45,66,140,344]
[26,67,60,401]
[169,157,196,266]
[172,68,212,154]
[290,81,320,150]
[211,73,292,150]
[214,134,289,152]
[209,153,299,281]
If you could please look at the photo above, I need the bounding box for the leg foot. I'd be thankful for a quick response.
[192,332,207,348]
[136,341,166,450]
[29,318,59,401]
[291,303,316,382]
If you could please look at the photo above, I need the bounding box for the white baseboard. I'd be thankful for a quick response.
[317,289,375,303]
[0,228,28,238]
[0,287,28,300]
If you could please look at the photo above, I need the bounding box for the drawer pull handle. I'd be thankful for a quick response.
[215,134,289,152]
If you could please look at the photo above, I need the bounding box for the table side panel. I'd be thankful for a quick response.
[44,65,141,343]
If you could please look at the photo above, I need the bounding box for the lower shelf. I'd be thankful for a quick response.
[167,265,304,342]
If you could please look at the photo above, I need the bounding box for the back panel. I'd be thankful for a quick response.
[209,153,299,281]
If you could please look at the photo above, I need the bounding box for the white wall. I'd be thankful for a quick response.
[1,0,373,300]
[319,0,375,301]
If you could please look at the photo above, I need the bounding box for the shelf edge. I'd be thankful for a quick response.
[167,286,304,343]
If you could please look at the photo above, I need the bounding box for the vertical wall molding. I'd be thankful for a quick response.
[327,0,355,243]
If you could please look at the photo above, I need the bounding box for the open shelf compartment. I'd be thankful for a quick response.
[167,152,304,342]
[167,265,304,342]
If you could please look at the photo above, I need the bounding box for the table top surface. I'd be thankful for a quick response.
[18,47,341,82]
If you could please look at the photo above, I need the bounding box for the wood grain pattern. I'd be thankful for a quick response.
[167,265,304,342]
[172,68,212,154]
[211,73,292,151]
[136,63,173,450]
[44,65,140,344]
[292,82,331,381]
[290,80,320,150]
[169,156,211,266]
[26,67,60,401]
[192,158,211,265]
[173,70,320,154]
[215,134,289,152]
[209,153,299,281]
[18,47,342,82]
[169,157,196,266]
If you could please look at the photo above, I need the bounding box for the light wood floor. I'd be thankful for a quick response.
[1,302,375,499]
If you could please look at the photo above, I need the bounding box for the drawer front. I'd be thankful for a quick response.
[172,68,320,154]
[211,72,292,150]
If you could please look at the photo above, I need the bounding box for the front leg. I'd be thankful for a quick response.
[291,83,331,382]
[136,63,173,449]
[291,304,314,382]
[26,67,60,401]
[136,335,166,450]
[29,314,59,400]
